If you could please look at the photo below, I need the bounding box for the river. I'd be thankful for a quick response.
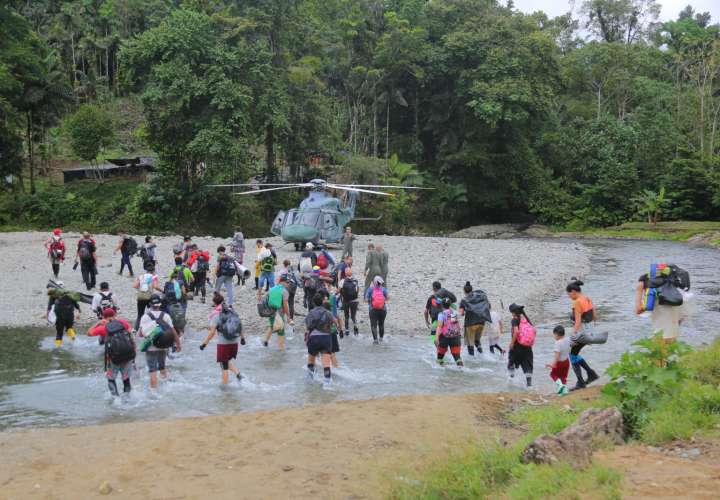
[1,238,718,431]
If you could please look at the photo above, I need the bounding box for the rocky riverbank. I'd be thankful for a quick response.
[2,232,589,332]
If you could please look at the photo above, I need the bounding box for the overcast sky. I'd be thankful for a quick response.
[511,0,720,23]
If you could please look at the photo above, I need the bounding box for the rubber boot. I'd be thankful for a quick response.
[108,379,119,396]
[475,341,482,354]
[253,277,259,290]
[467,345,475,356]
[570,363,586,391]
[579,359,599,384]
[54,339,62,348]
[67,328,76,340]
[122,379,131,393]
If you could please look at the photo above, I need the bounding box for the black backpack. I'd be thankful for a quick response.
[105,320,136,364]
[341,278,359,302]
[219,256,236,277]
[285,271,299,295]
[139,246,149,262]
[218,305,242,340]
[78,241,93,261]
[124,237,138,256]
[149,312,175,349]
[197,255,210,272]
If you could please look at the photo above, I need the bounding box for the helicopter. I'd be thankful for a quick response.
[210,179,428,250]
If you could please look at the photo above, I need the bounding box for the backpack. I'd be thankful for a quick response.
[440,309,462,338]
[300,256,313,274]
[98,292,116,312]
[124,237,138,256]
[429,295,443,320]
[316,252,328,270]
[167,302,186,332]
[371,286,385,310]
[219,256,236,277]
[78,241,92,261]
[139,246,149,262]
[163,280,182,303]
[105,320,135,365]
[285,271,299,295]
[260,254,275,273]
[173,242,184,255]
[341,278,359,302]
[218,305,242,340]
[257,295,275,318]
[149,312,175,349]
[516,316,536,347]
[49,238,64,259]
[196,255,210,272]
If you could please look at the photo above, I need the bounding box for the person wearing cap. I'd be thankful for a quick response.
[76,232,98,290]
[91,282,120,345]
[45,228,65,279]
[88,308,135,396]
[263,275,291,350]
[138,294,181,389]
[364,276,389,344]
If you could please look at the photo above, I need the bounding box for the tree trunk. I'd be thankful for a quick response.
[414,88,420,162]
[27,112,35,195]
[266,123,276,181]
[385,90,390,161]
[70,32,77,89]
[596,86,602,121]
[372,92,378,157]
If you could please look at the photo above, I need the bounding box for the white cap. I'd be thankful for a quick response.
[305,242,313,249]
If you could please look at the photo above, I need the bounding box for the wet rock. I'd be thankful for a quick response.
[522,407,624,468]
[98,481,112,495]
[282,465,294,472]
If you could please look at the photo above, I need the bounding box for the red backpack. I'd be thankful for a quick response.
[317,252,328,270]
[371,286,386,310]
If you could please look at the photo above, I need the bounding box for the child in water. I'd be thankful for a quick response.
[487,308,505,356]
[547,325,570,395]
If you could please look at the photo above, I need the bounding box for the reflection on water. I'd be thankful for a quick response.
[1,239,719,430]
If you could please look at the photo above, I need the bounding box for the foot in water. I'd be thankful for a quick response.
[54,339,62,348]
[66,328,76,340]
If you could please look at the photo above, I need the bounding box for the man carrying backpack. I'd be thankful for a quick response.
[139,236,157,268]
[167,257,194,308]
[339,267,360,337]
[76,232,98,290]
[262,275,291,350]
[45,284,81,348]
[279,259,299,320]
[257,245,277,298]
[115,231,137,277]
[87,308,135,396]
[138,294,181,389]
[200,293,244,384]
[45,228,65,279]
[163,268,189,337]
[187,245,211,303]
[91,282,120,345]
[215,245,236,305]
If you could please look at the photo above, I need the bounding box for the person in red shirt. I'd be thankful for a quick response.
[44,228,65,279]
[186,245,211,303]
[88,308,135,396]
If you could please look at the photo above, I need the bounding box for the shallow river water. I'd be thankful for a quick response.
[1,239,719,431]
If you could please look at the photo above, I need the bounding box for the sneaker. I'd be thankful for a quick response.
[353,326,359,336]
[586,372,599,385]
[66,328,76,340]
[569,383,586,392]
[54,339,62,348]
[559,384,569,396]
[373,339,379,345]
[263,341,269,347]
[236,373,243,382]
[200,297,206,304]
[240,337,246,346]
[344,330,350,338]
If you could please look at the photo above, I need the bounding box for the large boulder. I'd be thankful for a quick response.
[522,407,624,468]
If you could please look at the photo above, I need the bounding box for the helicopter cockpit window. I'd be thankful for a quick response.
[299,212,319,225]
[323,213,335,228]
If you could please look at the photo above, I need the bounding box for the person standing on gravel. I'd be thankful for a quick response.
[76,232,98,290]
[364,243,382,291]
[114,231,135,277]
[231,227,245,265]
[45,228,65,279]
[375,244,389,285]
[253,239,264,290]
[341,226,356,258]
[215,246,236,305]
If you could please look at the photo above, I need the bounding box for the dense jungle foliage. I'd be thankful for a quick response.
[1,1,719,234]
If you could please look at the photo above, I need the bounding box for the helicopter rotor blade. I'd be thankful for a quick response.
[326,184,395,197]
[232,185,311,195]
[208,183,307,188]
[336,184,433,190]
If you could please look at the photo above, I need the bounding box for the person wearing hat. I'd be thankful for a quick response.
[138,294,181,389]
[364,276,389,344]
[507,303,535,388]
[88,308,135,396]
[44,228,65,279]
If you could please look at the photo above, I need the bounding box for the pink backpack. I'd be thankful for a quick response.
[371,286,386,310]
[516,316,536,347]
[441,310,462,338]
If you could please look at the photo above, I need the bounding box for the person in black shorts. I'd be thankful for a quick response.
[507,303,534,388]
[304,293,336,386]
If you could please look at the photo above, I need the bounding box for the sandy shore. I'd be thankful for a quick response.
[0,391,532,500]
[2,231,590,332]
